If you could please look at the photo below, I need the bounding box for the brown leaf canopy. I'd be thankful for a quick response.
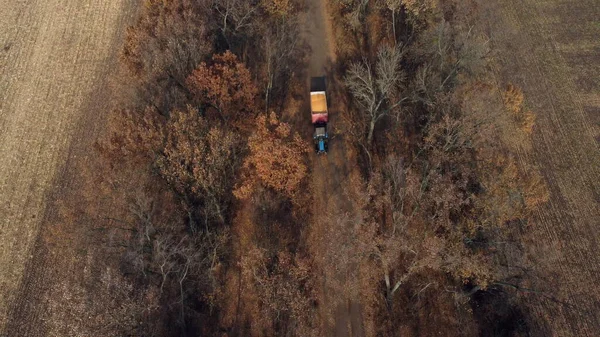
[157,106,242,225]
[236,112,309,199]
[187,51,258,127]
[121,0,214,113]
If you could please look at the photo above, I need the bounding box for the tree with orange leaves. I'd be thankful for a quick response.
[186,51,258,128]
[235,112,309,200]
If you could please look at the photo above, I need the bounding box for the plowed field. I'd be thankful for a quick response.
[478,0,600,335]
[0,0,134,334]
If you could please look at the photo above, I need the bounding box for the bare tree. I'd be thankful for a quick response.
[345,44,406,145]
[121,0,215,114]
[153,234,180,292]
[382,0,403,44]
[261,18,303,111]
[240,247,317,336]
[410,20,489,107]
[364,160,446,306]
[213,0,260,51]
[333,0,370,30]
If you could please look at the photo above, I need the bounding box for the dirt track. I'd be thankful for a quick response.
[478,0,600,335]
[0,0,134,334]
[304,0,365,335]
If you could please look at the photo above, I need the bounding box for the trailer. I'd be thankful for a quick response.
[310,76,328,154]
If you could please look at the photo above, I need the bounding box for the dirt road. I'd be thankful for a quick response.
[306,0,336,75]
[0,0,134,333]
[478,0,600,335]
[304,0,365,335]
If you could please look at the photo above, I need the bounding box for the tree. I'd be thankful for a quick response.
[103,104,242,231]
[383,0,403,44]
[119,187,228,331]
[186,51,258,128]
[333,0,370,31]
[241,247,317,335]
[235,112,309,200]
[409,20,488,108]
[401,0,438,18]
[121,0,214,114]
[260,15,304,111]
[261,0,294,17]
[417,79,548,289]
[156,105,243,228]
[345,44,406,145]
[365,159,448,302]
[502,84,535,134]
[213,0,260,51]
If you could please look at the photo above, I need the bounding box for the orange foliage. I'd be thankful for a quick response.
[502,83,524,114]
[476,144,548,223]
[235,112,309,200]
[261,0,293,17]
[186,51,258,127]
[476,150,523,225]
[104,107,164,163]
[502,83,536,134]
[519,109,536,134]
[521,164,550,212]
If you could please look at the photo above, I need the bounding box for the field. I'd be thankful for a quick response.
[477,0,600,334]
[1,0,599,335]
[0,0,135,334]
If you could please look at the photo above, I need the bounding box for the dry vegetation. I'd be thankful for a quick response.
[0,1,136,335]
[4,0,598,336]
[309,0,552,335]
[33,0,314,335]
[475,0,600,334]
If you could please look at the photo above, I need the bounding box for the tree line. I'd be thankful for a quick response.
[328,0,549,335]
[74,0,315,335]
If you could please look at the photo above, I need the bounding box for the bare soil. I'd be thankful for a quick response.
[477,0,600,335]
[0,0,135,335]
